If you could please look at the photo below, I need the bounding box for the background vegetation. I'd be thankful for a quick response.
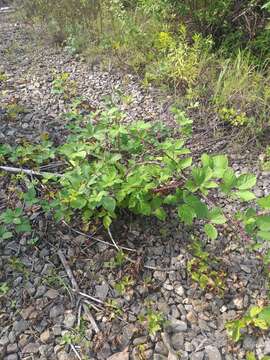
[19,0,270,140]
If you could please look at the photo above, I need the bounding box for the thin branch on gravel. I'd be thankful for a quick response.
[108,227,120,251]
[70,344,82,360]
[57,250,79,291]
[62,221,137,253]
[0,165,63,178]
[82,303,100,333]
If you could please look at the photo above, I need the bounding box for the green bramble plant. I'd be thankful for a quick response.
[0,103,270,245]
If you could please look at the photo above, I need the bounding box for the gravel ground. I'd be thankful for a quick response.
[1,10,270,360]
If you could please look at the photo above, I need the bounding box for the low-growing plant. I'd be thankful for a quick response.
[0,208,32,241]
[226,305,270,342]
[1,105,270,245]
[187,240,226,293]
[114,275,134,295]
[104,250,126,269]
[0,282,9,296]
[138,308,165,335]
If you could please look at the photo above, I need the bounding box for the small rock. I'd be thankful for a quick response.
[165,319,188,333]
[155,341,168,356]
[144,349,153,359]
[5,355,18,360]
[205,345,222,360]
[240,265,251,274]
[184,342,193,352]
[49,304,64,319]
[133,336,148,346]
[0,335,9,347]
[186,311,197,323]
[22,342,40,354]
[21,306,35,320]
[57,351,70,360]
[13,319,29,335]
[243,336,256,351]
[190,352,204,360]
[7,343,19,353]
[171,333,184,350]
[45,289,59,299]
[64,312,76,329]
[233,297,244,310]
[52,324,62,336]
[175,285,185,297]
[35,285,47,297]
[95,282,109,301]
[108,347,129,360]
[40,329,52,343]
[153,355,168,360]
[264,340,270,355]
[153,271,166,282]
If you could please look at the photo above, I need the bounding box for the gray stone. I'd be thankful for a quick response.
[154,341,168,356]
[153,271,166,282]
[264,340,270,355]
[153,355,167,360]
[35,285,47,297]
[45,289,59,299]
[13,319,29,335]
[171,333,184,350]
[5,355,18,360]
[133,336,148,346]
[95,282,109,300]
[52,324,62,336]
[6,343,18,353]
[243,336,256,351]
[63,312,76,329]
[191,352,205,360]
[57,351,70,360]
[184,342,193,352]
[205,345,222,360]
[22,342,40,354]
[49,305,64,319]
[165,319,188,333]
[175,285,185,297]
[98,342,111,359]
[0,335,9,346]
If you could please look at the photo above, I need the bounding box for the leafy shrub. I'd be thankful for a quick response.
[1,104,270,245]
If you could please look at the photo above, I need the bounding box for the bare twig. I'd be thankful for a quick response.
[57,250,79,291]
[70,344,82,360]
[62,221,137,253]
[82,303,100,333]
[0,165,62,178]
[108,227,120,251]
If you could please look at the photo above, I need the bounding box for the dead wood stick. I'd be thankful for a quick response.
[0,165,62,178]
[82,303,100,333]
[57,250,79,291]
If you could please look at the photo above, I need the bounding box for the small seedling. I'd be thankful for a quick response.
[187,240,226,293]
[0,282,9,296]
[114,275,134,295]
[138,308,165,336]
[104,250,126,268]
[226,305,270,342]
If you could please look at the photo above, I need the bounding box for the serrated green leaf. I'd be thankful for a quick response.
[209,208,227,224]
[258,195,270,209]
[258,306,270,325]
[70,197,87,209]
[154,208,167,221]
[212,155,228,177]
[249,306,263,317]
[184,193,209,219]
[236,174,257,190]
[204,223,218,240]
[178,204,196,225]
[257,216,270,231]
[257,231,270,240]
[1,231,13,240]
[235,190,256,201]
[253,318,268,330]
[102,196,116,213]
[221,167,237,192]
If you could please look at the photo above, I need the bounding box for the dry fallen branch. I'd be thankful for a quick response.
[57,249,79,291]
[0,165,63,178]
